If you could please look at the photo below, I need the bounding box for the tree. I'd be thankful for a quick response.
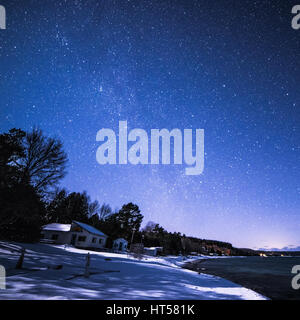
[88,203,112,228]
[117,203,143,238]
[0,184,45,242]
[98,203,112,220]
[0,128,68,241]
[143,221,158,233]
[0,129,26,189]
[45,188,68,223]
[20,128,68,193]
[98,203,143,241]
[46,189,105,224]
[64,192,90,223]
[88,200,100,218]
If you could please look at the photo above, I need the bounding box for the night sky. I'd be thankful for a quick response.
[1,0,299,249]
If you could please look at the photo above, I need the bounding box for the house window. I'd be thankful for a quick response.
[99,238,102,244]
[78,236,86,242]
[92,237,97,243]
[51,234,59,240]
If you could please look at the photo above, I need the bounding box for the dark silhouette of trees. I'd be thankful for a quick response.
[21,129,67,193]
[46,190,94,224]
[87,203,113,229]
[0,128,67,193]
[142,221,157,233]
[117,202,143,234]
[0,129,26,189]
[0,127,239,254]
[45,188,68,223]
[140,221,236,256]
[97,203,143,242]
[0,128,68,241]
[0,184,45,242]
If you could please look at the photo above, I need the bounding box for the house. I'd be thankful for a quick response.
[143,247,163,256]
[113,238,128,252]
[41,221,108,249]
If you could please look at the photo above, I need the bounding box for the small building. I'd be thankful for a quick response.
[143,247,163,256]
[113,238,128,252]
[41,220,108,249]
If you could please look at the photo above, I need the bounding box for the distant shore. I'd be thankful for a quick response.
[183,256,300,300]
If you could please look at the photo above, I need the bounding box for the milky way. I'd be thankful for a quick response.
[0,0,299,249]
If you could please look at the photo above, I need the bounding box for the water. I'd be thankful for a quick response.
[185,256,300,300]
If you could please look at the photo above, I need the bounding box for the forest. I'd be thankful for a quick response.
[0,128,246,256]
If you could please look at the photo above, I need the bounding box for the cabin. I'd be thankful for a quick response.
[41,221,108,249]
[143,247,163,256]
[113,238,128,252]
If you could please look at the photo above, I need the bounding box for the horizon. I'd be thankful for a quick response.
[1,0,299,250]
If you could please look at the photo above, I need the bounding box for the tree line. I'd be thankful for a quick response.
[0,128,239,256]
[0,128,144,244]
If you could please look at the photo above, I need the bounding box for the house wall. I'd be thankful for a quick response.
[113,239,128,251]
[42,227,107,249]
[72,228,107,249]
[41,230,71,244]
[144,248,157,256]
[143,247,163,256]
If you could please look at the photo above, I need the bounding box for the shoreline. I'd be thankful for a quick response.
[182,258,272,299]
[182,256,300,300]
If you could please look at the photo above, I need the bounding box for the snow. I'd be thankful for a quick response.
[114,238,127,243]
[42,223,71,232]
[73,221,107,237]
[0,242,267,300]
[42,221,108,237]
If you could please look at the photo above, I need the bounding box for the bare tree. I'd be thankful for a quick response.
[21,129,68,192]
[88,200,100,217]
[98,203,112,220]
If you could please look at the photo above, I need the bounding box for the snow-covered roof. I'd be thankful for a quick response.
[42,221,107,237]
[114,238,128,243]
[73,221,107,237]
[42,223,71,232]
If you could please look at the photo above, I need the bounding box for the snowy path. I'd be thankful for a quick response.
[0,242,266,300]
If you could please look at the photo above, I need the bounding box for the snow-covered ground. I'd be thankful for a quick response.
[0,242,266,300]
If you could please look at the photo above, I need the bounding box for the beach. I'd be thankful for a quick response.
[183,256,300,300]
